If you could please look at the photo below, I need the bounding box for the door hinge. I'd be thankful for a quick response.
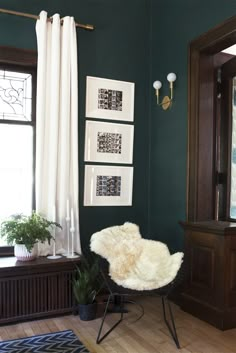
[215,171,226,185]
[217,68,221,98]
[216,81,222,98]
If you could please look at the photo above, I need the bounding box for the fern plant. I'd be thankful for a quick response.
[73,255,101,305]
[0,212,62,252]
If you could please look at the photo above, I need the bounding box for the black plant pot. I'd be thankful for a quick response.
[79,302,97,321]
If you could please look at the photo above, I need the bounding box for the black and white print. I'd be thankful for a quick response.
[98,88,123,111]
[84,165,133,206]
[86,77,134,121]
[84,121,134,164]
[96,175,121,196]
[97,132,122,154]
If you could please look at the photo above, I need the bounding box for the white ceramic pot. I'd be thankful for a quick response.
[14,244,37,261]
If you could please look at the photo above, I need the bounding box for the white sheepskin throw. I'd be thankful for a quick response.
[90,222,184,291]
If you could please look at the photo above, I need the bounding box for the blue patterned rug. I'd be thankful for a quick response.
[0,329,90,353]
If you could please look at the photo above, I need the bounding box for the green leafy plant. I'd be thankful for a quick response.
[0,212,62,252]
[73,255,102,305]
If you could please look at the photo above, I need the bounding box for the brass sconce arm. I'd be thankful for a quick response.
[153,73,177,110]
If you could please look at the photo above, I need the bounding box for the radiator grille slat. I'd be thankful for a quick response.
[0,270,74,324]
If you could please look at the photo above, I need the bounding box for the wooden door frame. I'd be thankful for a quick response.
[188,15,236,221]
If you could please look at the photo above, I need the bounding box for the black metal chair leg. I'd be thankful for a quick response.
[96,294,125,344]
[161,296,180,349]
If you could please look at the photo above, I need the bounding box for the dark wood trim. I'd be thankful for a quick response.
[213,53,233,219]
[179,221,236,329]
[31,67,37,210]
[220,57,236,218]
[0,255,80,273]
[213,52,233,67]
[180,220,236,235]
[190,15,236,54]
[188,15,236,221]
[0,46,37,66]
[0,246,14,257]
[184,17,236,330]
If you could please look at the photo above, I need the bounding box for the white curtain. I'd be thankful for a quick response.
[35,11,81,255]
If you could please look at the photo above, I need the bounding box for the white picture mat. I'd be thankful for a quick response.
[84,120,134,164]
[85,76,135,122]
[84,165,133,206]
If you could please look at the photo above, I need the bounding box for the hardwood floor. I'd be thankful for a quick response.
[0,296,236,353]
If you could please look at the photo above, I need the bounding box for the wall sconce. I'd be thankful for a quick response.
[153,73,177,110]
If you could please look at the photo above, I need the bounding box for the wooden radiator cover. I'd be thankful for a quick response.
[0,256,80,325]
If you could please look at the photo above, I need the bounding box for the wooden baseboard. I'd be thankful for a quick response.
[180,293,236,330]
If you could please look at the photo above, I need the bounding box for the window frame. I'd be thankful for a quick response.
[0,46,37,256]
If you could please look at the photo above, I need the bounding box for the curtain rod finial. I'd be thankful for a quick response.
[86,24,95,30]
[77,23,94,30]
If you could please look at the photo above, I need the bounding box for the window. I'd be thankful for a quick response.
[0,47,36,253]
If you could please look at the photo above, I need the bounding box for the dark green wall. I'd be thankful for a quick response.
[3,0,236,252]
[150,0,236,251]
[0,0,150,248]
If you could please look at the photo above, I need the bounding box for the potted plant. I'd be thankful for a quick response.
[0,212,62,261]
[73,254,102,321]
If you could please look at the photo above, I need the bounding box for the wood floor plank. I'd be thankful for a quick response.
[0,296,236,353]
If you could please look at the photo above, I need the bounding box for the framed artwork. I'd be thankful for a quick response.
[84,120,134,164]
[85,76,135,122]
[84,165,133,206]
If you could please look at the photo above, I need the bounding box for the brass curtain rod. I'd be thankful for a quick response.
[0,7,94,31]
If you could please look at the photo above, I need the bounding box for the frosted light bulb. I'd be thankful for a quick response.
[167,73,177,82]
[153,80,162,90]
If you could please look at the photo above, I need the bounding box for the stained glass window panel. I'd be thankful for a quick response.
[0,70,32,121]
